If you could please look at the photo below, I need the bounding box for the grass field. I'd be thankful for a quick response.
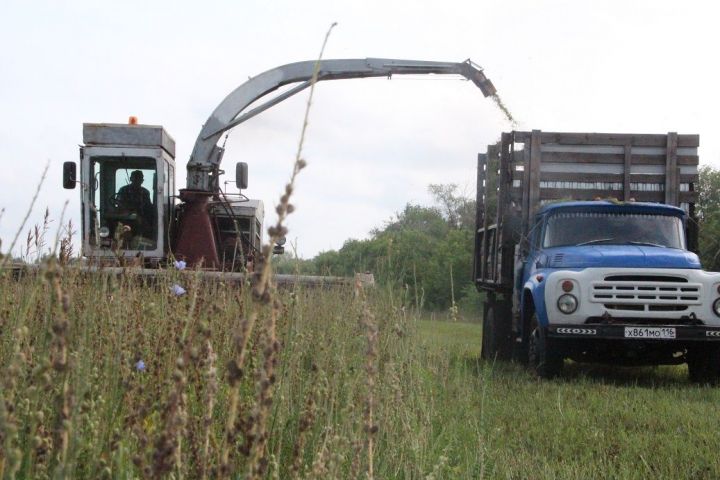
[1,267,720,479]
[417,320,720,479]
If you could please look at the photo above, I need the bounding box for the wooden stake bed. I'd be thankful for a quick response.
[473,130,699,292]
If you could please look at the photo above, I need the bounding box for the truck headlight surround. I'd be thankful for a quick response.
[557,294,578,314]
[713,298,720,317]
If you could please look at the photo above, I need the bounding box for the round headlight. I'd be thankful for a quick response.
[99,226,110,238]
[557,294,578,314]
[713,298,720,317]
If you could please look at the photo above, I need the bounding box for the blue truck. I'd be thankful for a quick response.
[474,130,720,380]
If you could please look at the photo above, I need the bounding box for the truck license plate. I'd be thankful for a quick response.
[624,327,676,339]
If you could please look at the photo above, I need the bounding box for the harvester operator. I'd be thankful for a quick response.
[116,170,154,238]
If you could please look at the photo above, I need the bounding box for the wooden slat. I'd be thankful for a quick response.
[680,191,697,203]
[495,133,512,283]
[538,189,622,201]
[540,151,624,164]
[512,187,696,202]
[536,152,697,165]
[529,130,542,218]
[536,189,696,203]
[623,143,632,201]
[627,173,697,184]
[539,172,623,183]
[484,145,498,282]
[512,131,699,147]
[475,153,486,283]
[636,155,697,166]
[521,140,530,235]
[665,133,678,205]
[536,172,697,183]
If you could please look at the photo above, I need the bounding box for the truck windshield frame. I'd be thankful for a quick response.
[542,211,685,250]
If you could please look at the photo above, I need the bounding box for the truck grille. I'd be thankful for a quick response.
[591,276,701,312]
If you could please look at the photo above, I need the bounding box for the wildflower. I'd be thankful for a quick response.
[135,360,146,372]
[173,260,187,270]
[171,284,187,296]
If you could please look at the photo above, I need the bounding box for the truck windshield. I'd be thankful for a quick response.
[543,212,684,249]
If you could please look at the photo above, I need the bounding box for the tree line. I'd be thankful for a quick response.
[274,184,480,312]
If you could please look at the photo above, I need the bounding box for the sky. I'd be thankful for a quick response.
[1,0,719,259]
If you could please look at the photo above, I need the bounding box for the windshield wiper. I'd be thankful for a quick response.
[627,241,667,248]
[575,238,615,246]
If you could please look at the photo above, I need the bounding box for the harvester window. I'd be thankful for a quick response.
[90,156,158,251]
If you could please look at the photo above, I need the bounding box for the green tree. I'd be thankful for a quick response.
[698,165,720,271]
[299,183,480,312]
[427,183,476,230]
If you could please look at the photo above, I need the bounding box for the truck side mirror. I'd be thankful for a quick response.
[236,162,248,190]
[63,162,77,189]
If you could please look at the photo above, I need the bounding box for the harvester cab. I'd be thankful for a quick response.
[63,121,264,268]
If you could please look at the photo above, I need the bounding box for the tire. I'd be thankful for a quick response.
[527,313,563,378]
[514,320,529,366]
[481,302,513,361]
[687,345,720,384]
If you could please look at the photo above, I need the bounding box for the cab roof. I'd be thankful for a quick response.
[537,200,686,217]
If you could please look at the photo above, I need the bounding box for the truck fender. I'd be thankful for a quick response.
[521,278,550,328]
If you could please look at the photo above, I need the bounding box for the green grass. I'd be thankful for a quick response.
[417,319,720,479]
[1,269,720,479]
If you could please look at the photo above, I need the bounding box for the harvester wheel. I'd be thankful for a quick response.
[481,302,513,361]
[528,313,563,378]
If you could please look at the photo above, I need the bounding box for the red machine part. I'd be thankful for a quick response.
[173,189,220,268]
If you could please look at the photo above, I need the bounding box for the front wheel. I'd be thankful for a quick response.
[528,313,563,378]
[687,345,720,384]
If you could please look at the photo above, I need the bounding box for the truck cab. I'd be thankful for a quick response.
[521,201,720,375]
[475,130,720,381]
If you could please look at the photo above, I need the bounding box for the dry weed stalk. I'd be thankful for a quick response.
[252,21,336,302]
[1,162,48,269]
[246,299,281,479]
[58,220,75,266]
[151,348,190,478]
[0,326,29,479]
[349,436,363,480]
[218,307,258,477]
[126,377,151,479]
[308,427,333,479]
[356,279,379,480]
[218,22,337,479]
[151,357,188,477]
[290,363,319,479]
[198,321,218,480]
[151,278,200,477]
[46,260,73,479]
